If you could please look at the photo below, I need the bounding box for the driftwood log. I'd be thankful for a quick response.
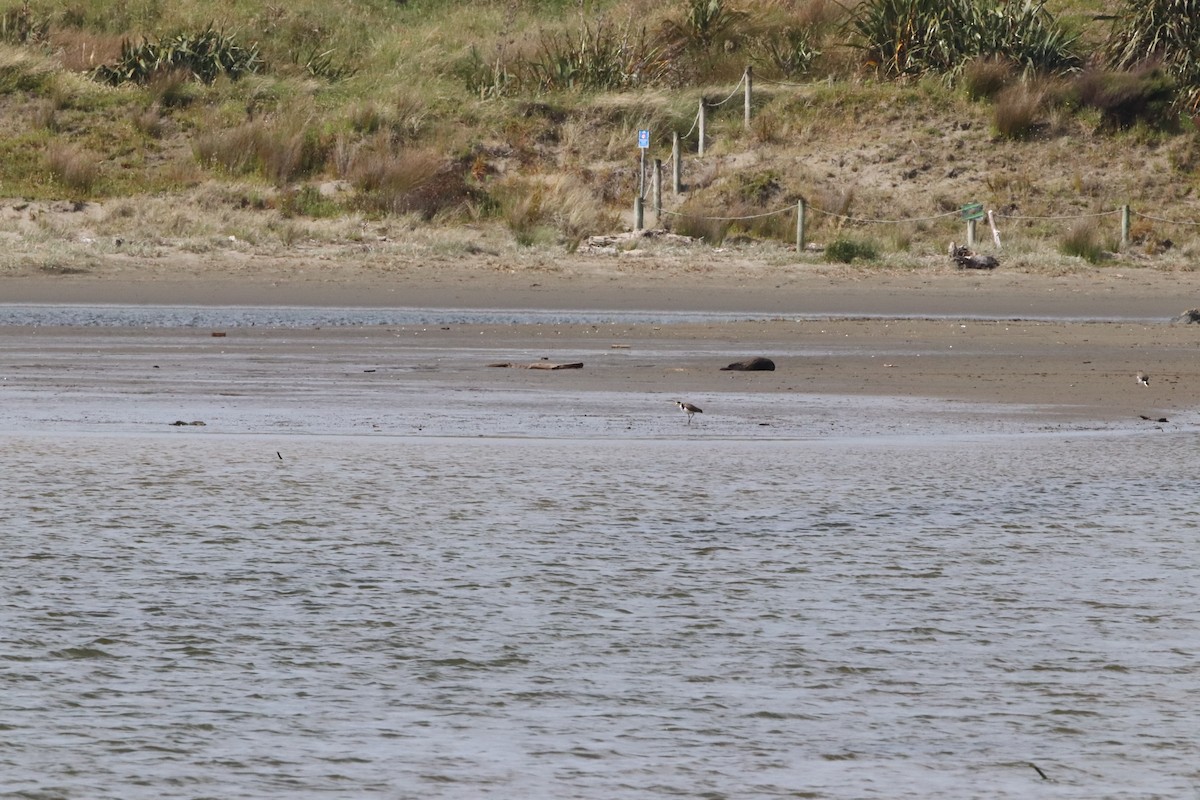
[949,243,998,270]
[721,357,776,371]
[585,229,697,254]
[488,361,584,370]
[1171,308,1200,324]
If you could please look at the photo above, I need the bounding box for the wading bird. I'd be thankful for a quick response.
[676,400,703,424]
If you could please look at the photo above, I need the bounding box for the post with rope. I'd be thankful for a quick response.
[961,202,984,248]
[635,128,650,232]
[698,97,706,156]
[672,132,682,195]
[744,66,752,130]
[1120,204,1131,249]
[653,158,662,225]
[795,198,806,251]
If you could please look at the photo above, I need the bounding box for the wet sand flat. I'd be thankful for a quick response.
[3,251,1200,428]
[0,316,1194,436]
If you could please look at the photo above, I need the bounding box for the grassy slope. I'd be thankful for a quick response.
[1,0,1198,269]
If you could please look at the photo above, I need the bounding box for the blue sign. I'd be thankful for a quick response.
[638,129,650,149]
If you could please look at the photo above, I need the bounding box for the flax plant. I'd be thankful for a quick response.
[849,0,1080,77]
[1105,0,1200,114]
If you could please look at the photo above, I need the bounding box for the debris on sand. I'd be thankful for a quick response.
[949,242,998,270]
[585,229,697,254]
[488,361,584,370]
[721,357,775,371]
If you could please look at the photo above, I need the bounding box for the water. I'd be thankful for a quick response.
[0,303,1165,328]
[0,303,768,328]
[3,320,1200,799]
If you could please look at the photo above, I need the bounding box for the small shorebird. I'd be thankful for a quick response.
[1137,372,1150,387]
[676,400,703,424]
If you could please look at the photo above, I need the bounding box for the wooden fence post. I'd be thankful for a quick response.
[634,196,643,232]
[653,158,662,226]
[744,65,752,130]
[698,97,706,156]
[795,198,806,251]
[966,218,976,248]
[672,132,682,195]
[1121,204,1131,249]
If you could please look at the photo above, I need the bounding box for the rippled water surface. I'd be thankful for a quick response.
[0,303,1164,327]
[0,304,767,328]
[4,427,1199,799]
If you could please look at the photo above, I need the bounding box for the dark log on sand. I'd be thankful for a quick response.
[721,357,775,371]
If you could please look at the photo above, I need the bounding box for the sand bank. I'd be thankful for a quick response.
[1,242,1198,320]
[3,247,1200,426]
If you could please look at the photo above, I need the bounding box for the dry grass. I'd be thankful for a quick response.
[47,28,124,72]
[44,142,99,194]
[962,56,1016,101]
[1059,219,1107,263]
[992,83,1047,139]
[0,42,57,92]
[491,173,617,248]
[193,114,329,186]
[132,105,165,138]
[343,138,472,220]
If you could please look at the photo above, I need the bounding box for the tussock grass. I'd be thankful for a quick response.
[194,114,329,186]
[44,142,100,194]
[670,211,733,245]
[993,83,1047,139]
[345,140,471,221]
[147,69,200,109]
[132,105,165,138]
[492,173,617,248]
[0,43,57,93]
[50,29,127,72]
[824,237,879,263]
[962,56,1016,101]
[1059,219,1108,263]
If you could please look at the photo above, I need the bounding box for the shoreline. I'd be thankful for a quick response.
[1,315,1194,430]
[3,247,1200,321]
[4,252,1200,429]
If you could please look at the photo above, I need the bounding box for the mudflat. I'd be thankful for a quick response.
[2,245,1198,424]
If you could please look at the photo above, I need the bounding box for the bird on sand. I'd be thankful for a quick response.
[1137,372,1150,387]
[676,401,703,424]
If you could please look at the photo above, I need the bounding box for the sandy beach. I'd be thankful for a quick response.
[3,244,1200,425]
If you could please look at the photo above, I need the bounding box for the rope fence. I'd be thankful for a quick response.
[630,65,1200,253]
[633,186,1198,255]
[1130,210,1200,228]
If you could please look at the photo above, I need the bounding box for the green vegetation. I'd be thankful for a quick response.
[0,0,1198,259]
[824,236,879,263]
[1059,219,1108,263]
[91,25,262,86]
[848,0,1079,76]
[1105,0,1200,116]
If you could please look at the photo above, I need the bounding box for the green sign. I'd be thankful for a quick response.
[960,202,985,221]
